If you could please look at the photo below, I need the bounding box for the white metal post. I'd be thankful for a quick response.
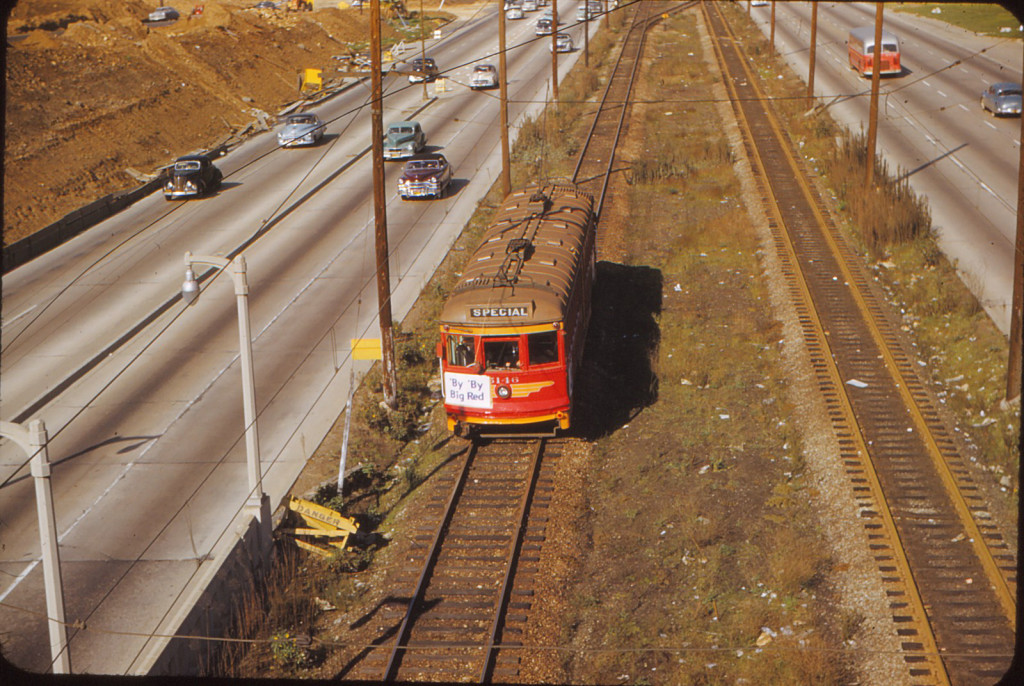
[1,420,71,673]
[181,253,271,561]
[229,257,263,508]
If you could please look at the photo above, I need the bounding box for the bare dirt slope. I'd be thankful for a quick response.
[3,1,472,245]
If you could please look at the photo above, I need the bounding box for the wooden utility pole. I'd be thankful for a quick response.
[551,0,559,104]
[865,2,884,187]
[1005,41,1024,402]
[419,0,427,98]
[807,1,817,109]
[584,2,590,68]
[498,0,511,197]
[369,0,398,408]
[769,1,775,59]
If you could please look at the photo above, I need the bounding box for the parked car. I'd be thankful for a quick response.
[980,82,1022,117]
[506,6,524,19]
[551,32,574,53]
[164,154,222,200]
[398,153,452,200]
[535,18,552,35]
[277,112,325,147]
[384,120,427,160]
[147,6,180,22]
[407,57,439,83]
[470,64,499,90]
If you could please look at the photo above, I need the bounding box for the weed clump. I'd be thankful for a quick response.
[824,132,931,255]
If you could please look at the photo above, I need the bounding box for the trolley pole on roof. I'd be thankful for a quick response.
[551,0,559,105]
[806,1,817,109]
[498,0,511,197]
[865,2,884,187]
[370,0,399,408]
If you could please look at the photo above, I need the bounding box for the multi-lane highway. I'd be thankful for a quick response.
[747,1,1022,333]
[0,1,601,673]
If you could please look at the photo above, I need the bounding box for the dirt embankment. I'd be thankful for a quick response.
[3,0,425,245]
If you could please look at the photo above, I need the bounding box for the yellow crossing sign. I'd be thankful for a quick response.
[283,497,359,556]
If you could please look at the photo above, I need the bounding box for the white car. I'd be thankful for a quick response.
[523,0,537,10]
[551,32,573,53]
[506,6,524,19]
[277,113,325,147]
[147,6,180,22]
[470,64,499,90]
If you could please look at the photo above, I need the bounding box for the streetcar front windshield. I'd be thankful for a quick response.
[447,335,476,367]
[484,338,520,369]
[527,331,559,366]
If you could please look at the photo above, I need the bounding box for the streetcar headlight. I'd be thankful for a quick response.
[496,384,511,399]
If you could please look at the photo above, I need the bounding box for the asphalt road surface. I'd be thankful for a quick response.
[0,1,601,674]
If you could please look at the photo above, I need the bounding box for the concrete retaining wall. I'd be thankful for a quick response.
[2,176,165,274]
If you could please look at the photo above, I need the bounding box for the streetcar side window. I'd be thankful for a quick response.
[527,331,559,366]
[447,335,476,367]
[484,338,520,369]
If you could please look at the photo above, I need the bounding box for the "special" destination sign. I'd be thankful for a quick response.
[470,304,532,318]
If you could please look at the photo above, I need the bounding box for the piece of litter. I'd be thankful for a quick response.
[846,379,868,388]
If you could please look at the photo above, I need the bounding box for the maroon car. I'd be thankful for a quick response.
[398,153,452,200]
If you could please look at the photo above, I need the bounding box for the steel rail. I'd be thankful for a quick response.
[570,0,650,214]
[700,1,952,682]
[704,2,1016,682]
[478,438,546,682]
[708,0,1016,626]
[379,442,478,681]
[571,1,697,218]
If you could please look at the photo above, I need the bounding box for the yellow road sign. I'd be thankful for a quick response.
[351,338,382,360]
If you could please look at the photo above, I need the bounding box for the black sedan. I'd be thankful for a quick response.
[164,154,223,200]
[398,153,452,200]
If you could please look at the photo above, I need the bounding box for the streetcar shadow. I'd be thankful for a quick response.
[574,261,661,439]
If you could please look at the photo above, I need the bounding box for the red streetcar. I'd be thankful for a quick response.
[438,183,597,435]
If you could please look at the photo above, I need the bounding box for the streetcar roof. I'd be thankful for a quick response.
[440,183,595,328]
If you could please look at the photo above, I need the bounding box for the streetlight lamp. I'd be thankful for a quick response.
[180,251,271,558]
[0,419,71,674]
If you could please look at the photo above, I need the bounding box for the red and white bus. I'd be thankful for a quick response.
[847,26,901,77]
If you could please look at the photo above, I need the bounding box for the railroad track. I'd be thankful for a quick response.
[572,0,696,219]
[701,2,1016,684]
[340,438,563,682]
[337,5,688,680]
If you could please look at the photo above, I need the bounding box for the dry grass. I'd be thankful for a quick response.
[556,12,847,684]
[824,132,932,255]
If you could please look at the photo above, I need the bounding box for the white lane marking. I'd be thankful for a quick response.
[1,305,38,330]
[937,90,948,98]
[922,79,931,87]
[0,457,139,604]
[958,104,969,111]
[985,121,997,130]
